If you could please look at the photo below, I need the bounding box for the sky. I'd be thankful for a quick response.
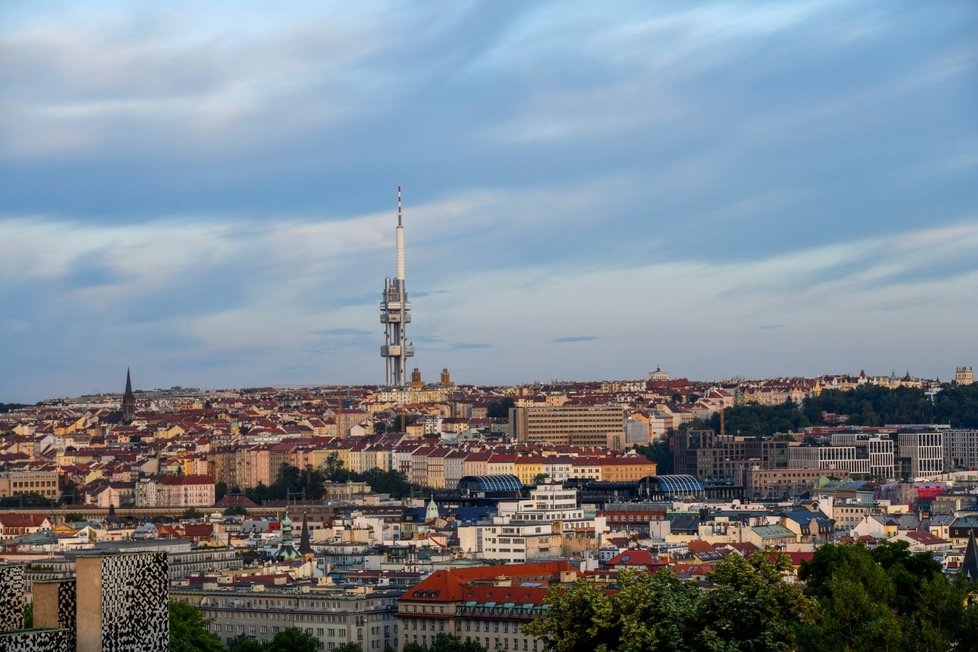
[1,1,977,402]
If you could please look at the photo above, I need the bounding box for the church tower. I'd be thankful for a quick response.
[274,511,301,562]
[121,368,136,422]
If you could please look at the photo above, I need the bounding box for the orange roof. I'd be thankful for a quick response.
[400,561,576,603]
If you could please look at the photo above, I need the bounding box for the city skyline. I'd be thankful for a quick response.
[2,1,977,402]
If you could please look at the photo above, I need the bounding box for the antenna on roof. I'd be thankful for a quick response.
[397,185,402,227]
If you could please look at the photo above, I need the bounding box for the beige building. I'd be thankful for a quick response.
[0,470,60,500]
[955,366,974,385]
[172,584,401,651]
[135,474,215,507]
[510,404,626,447]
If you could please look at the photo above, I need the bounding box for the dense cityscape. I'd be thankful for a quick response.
[1,359,977,650]
[3,126,978,652]
[4,2,977,651]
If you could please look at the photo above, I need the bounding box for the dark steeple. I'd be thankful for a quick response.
[963,528,978,581]
[121,368,136,422]
[298,513,314,559]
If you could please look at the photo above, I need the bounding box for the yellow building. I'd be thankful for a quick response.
[598,458,657,483]
[514,457,545,485]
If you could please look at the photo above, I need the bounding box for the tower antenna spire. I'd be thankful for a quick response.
[380,185,414,386]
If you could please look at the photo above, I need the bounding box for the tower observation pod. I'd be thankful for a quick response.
[380,186,415,386]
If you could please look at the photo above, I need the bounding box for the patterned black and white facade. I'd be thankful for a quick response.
[33,579,77,652]
[0,629,68,652]
[0,565,25,632]
[76,553,168,652]
[99,554,168,652]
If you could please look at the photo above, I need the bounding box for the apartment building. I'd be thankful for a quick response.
[172,584,401,650]
[671,430,788,487]
[0,470,60,500]
[896,431,945,479]
[135,474,216,507]
[509,405,626,448]
[746,468,850,500]
[944,429,978,469]
[829,433,895,479]
[788,446,872,476]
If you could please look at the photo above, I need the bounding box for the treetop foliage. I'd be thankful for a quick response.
[525,552,817,652]
[526,546,978,652]
[698,383,978,437]
[403,633,487,652]
[237,455,414,504]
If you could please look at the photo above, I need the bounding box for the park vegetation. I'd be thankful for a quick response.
[674,383,978,438]
[216,454,416,505]
[525,543,978,652]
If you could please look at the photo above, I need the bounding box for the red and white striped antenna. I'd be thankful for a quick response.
[397,185,402,226]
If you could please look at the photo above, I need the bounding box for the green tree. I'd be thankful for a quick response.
[265,627,319,652]
[524,575,619,652]
[697,552,818,651]
[612,569,700,651]
[0,492,54,507]
[634,441,673,475]
[215,481,228,502]
[23,602,32,628]
[334,643,364,652]
[933,382,978,428]
[228,634,266,652]
[903,575,972,652]
[486,397,515,419]
[359,467,413,498]
[403,633,488,652]
[168,601,224,652]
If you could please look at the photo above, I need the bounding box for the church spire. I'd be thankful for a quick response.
[121,368,136,422]
[963,528,978,581]
[298,513,314,560]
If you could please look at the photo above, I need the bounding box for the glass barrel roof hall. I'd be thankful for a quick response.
[456,475,524,493]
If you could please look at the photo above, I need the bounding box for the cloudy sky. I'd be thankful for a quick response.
[2,1,977,401]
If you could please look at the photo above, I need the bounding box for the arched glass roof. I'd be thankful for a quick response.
[644,474,705,495]
[457,475,524,493]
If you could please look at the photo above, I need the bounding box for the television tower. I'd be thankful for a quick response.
[380,186,414,386]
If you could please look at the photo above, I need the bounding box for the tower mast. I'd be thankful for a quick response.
[380,186,414,386]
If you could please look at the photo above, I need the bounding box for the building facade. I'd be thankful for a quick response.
[510,405,626,447]
[0,471,60,501]
[172,585,401,651]
[397,562,577,652]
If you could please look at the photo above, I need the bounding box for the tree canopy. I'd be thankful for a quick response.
[243,457,416,503]
[169,601,224,652]
[796,541,978,652]
[691,383,978,437]
[527,546,978,652]
[228,628,321,652]
[525,552,817,652]
[403,633,487,652]
[486,397,515,419]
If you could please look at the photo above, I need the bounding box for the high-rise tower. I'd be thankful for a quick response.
[380,187,414,386]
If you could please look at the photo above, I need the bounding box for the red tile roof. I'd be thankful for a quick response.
[400,561,577,603]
